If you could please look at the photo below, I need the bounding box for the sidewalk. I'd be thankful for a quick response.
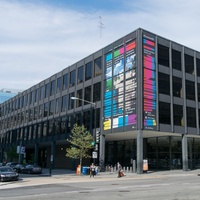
[1,168,200,190]
[42,168,200,178]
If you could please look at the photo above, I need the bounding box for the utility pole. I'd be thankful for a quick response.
[98,16,105,38]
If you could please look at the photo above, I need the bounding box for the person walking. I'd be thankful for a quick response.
[117,162,122,178]
[90,163,96,178]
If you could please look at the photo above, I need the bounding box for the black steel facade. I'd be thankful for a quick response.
[1,28,200,172]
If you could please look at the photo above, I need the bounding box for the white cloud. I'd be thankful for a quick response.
[1,0,200,90]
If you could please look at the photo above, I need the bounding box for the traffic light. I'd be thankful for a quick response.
[96,132,100,143]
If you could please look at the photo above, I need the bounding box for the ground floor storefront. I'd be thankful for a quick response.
[2,133,200,173]
[105,136,200,171]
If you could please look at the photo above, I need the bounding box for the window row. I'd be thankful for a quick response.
[158,44,200,76]
[0,57,102,116]
[158,72,200,101]
[0,82,101,119]
[1,108,100,145]
[159,102,199,128]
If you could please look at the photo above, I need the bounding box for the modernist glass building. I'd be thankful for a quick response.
[0,89,21,104]
[1,28,200,173]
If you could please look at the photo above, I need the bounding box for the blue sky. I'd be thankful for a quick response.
[1,0,200,90]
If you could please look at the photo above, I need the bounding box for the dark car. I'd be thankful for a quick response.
[21,164,42,174]
[6,162,18,169]
[0,166,19,182]
[13,164,25,173]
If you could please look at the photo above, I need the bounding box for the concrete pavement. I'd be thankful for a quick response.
[1,168,200,190]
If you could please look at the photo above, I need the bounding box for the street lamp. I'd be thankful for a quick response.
[71,96,97,163]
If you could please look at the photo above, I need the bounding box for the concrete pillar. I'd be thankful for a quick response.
[99,134,105,171]
[137,129,143,174]
[182,134,188,171]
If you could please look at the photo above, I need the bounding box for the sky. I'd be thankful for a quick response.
[1,0,200,90]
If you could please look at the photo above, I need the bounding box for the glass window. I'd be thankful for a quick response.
[85,61,92,81]
[173,104,183,126]
[70,70,76,87]
[48,120,53,136]
[76,89,83,107]
[172,49,182,71]
[55,98,61,114]
[185,54,194,75]
[158,44,169,67]
[75,113,82,125]
[50,80,55,96]
[84,86,91,105]
[63,74,68,91]
[28,126,32,140]
[29,108,33,122]
[31,91,34,104]
[77,66,84,84]
[35,88,39,102]
[94,57,102,77]
[38,104,43,119]
[196,58,200,77]
[93,82,101,102]
[61,95,67,112]
[187,107,196,128]
[40,86,45,100]
[186,80,195,101]
[33,124,37,140]
[34,106,38,120]
[38,123,42,139]
[44,102,48,117]
[159,102,171,124]
[43,122,47,137]
[56,77,62,93]
[173,77,182,98]
[158,73,170,95]
[45,83,50,98]
[198,83,200,102]
[54,119,60,135]
[83,110,91,130]
[61,117,66,135]
[68,93,75,109]
[49,100,54,116]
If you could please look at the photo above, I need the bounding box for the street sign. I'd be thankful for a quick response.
[92,151,97,159]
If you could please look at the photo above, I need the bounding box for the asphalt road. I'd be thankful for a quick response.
[1,171,200,200]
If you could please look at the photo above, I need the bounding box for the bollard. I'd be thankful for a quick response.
[133,160,136,173]
[126,166,129,173]
[130,167,132,172]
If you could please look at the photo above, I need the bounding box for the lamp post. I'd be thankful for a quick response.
[71,97,97,163]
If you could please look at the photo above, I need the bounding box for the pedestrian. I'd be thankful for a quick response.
[90,163,96,178]
[117,162,122,178]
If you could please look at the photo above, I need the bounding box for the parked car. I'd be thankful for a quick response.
[0,166,19,182]
[21,164,42,174]
[6,162,18,169]
[13,164,25,173]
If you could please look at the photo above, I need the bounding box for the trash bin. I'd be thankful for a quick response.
[82,166,88,175]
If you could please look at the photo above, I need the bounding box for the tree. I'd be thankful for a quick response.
[7,147,18,162]
[66,124,94,173]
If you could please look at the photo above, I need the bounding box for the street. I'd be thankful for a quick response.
[1,171,200,200]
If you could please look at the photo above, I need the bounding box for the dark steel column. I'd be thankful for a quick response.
[34,143,38,164]
[137,129,143,174]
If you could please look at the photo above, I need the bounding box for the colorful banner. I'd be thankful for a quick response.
[103,40,136,131]
[143,34,157,130]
